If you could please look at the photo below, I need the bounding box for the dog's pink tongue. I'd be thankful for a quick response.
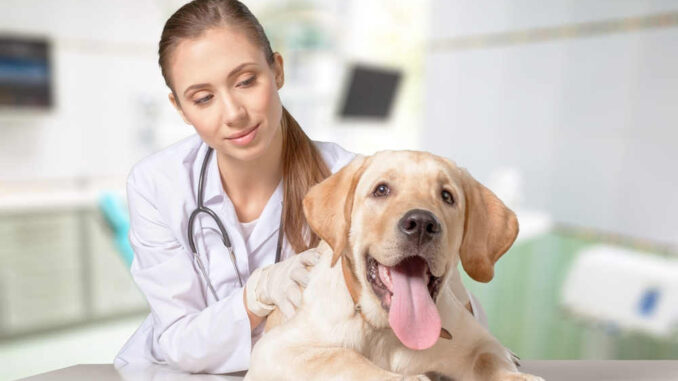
[388,257,441,350]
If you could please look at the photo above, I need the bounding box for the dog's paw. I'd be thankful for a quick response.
[401,374,431,381]
[424,371,454,381]
[508,349,521,367]
[496,372,544,381]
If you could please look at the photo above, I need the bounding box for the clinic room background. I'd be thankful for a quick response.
[1,0,677,379]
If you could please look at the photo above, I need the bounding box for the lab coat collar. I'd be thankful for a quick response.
[202,147,228,212]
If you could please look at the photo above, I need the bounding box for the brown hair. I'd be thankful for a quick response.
[159,0,330,252]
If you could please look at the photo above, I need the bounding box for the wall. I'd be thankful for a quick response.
[424,0,678,247]
[0,0,430,186]
[0,0,194,183]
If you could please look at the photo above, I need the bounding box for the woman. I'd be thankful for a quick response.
[115,0,486,374]
[114,0,354,373]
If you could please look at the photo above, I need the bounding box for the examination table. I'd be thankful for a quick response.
[19,361,678,380]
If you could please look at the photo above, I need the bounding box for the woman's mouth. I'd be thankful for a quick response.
[226,123,259,146]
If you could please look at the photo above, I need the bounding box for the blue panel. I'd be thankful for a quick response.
[637,287,661,317]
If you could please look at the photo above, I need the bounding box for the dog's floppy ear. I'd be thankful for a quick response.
[303,155,369,267]
[458,168,519,283]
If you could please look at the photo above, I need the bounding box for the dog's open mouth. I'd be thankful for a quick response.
[366,254,443,350]
[367,254,442,311]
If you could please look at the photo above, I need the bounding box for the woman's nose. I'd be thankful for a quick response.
[221,93,247,126]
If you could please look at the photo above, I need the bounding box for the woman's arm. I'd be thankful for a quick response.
[126,168,255,373]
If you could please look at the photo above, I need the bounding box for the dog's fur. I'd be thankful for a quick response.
[245,151,543,381]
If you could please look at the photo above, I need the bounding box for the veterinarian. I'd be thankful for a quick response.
[114,0,486,374]
[113,0,354,373]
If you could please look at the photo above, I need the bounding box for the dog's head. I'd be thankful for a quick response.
[303,151,518,350]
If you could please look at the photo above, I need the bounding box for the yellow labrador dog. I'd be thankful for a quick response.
[246,151,543,381]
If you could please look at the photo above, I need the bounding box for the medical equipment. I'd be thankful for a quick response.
[187,147,284,300]
[561,245,678,338]
[99,192,134,267]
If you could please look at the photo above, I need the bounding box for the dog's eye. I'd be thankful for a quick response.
[373,183,390,197]
[441,190,455,205]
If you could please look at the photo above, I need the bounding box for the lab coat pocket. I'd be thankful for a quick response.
[132,252,208,313]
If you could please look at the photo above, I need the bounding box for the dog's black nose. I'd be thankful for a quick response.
[398,209,441,245]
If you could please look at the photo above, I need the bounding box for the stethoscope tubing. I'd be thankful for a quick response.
[187,146,282,301]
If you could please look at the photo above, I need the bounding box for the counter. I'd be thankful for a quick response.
[19,361,678,381]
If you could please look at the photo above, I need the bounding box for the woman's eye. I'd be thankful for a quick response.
[237,76,256,87]
[373,183,390,197]
[194,94,213,105]
[441,190,455,205]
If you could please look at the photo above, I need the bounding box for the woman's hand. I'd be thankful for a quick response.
[245,248,321,320]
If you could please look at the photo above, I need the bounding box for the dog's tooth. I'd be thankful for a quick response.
[377,263,393,292]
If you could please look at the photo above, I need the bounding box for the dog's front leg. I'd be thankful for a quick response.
[248,345,430,381]
[295,347,432,381]
[471,351,544,381]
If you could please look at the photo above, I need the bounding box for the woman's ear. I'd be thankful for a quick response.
[168,92,191,125]
[272,52,285,89]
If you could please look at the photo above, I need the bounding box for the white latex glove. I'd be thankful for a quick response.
[245,248,321,318]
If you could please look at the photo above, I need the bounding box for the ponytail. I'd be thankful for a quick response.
[280,107,330,252]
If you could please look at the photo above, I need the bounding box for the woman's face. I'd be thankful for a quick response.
[168,26,284,163]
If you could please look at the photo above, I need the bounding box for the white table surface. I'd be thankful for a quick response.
[0,179,125,213]
[18,361,678,381]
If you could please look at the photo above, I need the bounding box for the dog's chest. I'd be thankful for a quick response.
[303,259,420,372]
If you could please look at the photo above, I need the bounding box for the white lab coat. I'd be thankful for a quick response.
[113,133,356,373]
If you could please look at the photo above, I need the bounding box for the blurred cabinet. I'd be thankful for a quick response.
[0,210,147,339]
[0,213,83,333]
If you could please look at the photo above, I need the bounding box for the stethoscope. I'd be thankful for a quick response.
[187,146,284,301]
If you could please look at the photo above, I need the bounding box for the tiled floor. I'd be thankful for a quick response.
[0,315,146,380]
